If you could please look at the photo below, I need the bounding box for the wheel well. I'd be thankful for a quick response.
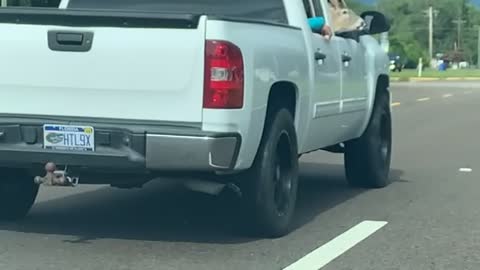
[376,74,390,97]
[266,81,298,119]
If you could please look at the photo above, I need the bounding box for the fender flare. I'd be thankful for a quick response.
[357,74,390,137]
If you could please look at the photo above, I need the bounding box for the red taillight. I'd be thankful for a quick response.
[204,40,244,109]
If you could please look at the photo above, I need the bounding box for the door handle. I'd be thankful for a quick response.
[315,51,327,61]
[342,54,352,63]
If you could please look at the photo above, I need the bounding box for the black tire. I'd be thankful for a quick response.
[344,90,392,188]
[0,169,39,221]
[239,108,299,238]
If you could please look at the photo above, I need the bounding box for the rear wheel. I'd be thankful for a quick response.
[239,108,299,238]
[344,90,392,188]
[0,169,39,221]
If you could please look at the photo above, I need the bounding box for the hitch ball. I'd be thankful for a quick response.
[34,162,79,187]
[45,162,56,173]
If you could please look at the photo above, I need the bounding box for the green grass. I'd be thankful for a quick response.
[390,69,480,79]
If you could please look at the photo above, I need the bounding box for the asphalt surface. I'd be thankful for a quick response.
[1,81,480,270]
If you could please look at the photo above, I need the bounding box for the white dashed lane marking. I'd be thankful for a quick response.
[283,221,388,270]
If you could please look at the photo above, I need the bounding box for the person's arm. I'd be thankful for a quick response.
[308,17,332,39]
[308,17,326,33]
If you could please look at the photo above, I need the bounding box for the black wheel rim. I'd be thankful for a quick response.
[273,131,293,217]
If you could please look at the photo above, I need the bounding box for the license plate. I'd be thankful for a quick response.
[43,124,95,152]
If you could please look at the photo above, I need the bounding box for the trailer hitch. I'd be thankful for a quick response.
[34,162,79,187]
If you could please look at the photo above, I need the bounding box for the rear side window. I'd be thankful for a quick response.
[68,0,288,24]
[2,0,60,7]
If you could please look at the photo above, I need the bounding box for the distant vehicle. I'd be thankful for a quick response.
[459,61,469,69]
[389,55,403,72]
[0,0,393,238]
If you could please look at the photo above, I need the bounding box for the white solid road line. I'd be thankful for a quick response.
[417,97,431,102]
[283,221,388,270]
[442,94,453,98]
[459,168,473,172]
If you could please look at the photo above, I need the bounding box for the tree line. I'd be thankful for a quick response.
[350,0,480,67]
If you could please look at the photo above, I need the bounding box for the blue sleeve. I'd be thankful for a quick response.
[308,17,325,32]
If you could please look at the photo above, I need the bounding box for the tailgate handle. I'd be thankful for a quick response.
[48,31,94,52]
[57,33,83,45]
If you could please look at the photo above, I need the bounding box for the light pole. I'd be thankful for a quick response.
[423,6,439,67]
[428,6,433,62]
[452,0,467,53]
[452,19,467,51]
[477,26,480,68]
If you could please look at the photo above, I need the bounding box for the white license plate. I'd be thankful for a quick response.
[43,124,95,152]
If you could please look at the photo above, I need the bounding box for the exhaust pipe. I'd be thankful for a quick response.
[182,179,241,197]
[34,162,79,187]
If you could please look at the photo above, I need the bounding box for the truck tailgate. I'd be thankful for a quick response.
[0,10,206,123]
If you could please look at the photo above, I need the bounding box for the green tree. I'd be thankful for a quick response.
[349,0,480,66]
[347,0,371,13]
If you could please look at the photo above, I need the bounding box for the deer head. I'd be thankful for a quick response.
[328,0,367,32]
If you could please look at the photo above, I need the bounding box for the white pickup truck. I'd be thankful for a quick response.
[0,0,392,237]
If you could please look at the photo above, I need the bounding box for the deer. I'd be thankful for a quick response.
[328,0,367,33]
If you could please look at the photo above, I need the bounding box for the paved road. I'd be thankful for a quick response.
[1,81,479,270]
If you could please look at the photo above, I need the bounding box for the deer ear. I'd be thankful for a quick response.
[336,0,347,8]
[328,0,340,8]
